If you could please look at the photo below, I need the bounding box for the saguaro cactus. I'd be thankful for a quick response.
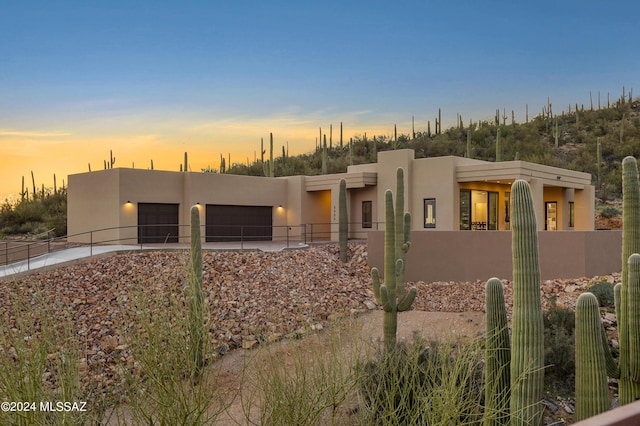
[371,168,416,351]
[339,179,348,262]
[575,292,609,421]
[189,206,204,380]
[263,133,275,177]
[618,156,640,404]
[485,277,511,426]
[394,168,411,299]
[495,127,502,162]
[509,179,544,426]
[322,136,328,175]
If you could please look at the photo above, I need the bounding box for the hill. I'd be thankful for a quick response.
[226,93,639,202]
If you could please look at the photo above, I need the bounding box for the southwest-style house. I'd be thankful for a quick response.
[68,149,621,281]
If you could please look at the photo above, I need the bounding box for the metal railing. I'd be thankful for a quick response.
[0,221,382,271]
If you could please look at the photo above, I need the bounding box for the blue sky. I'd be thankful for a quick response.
[1,0,639,199]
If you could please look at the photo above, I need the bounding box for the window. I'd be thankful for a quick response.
[504,192,511,230]
[424,198,436,228]
[461,189,500,230]
[569,202,574,228]
[460,190,471,230]
[362,201,372,228]
[545,202,557,230]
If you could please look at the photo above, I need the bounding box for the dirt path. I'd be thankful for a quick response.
[214,310,485,425]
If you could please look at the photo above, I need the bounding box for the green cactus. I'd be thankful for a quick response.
[509,179,544,426]
[20,176,27,201]
[184,151,188,172]
[339,179,348,262]
[189,205,204,380]
[371,168,416,352]
[372,136,377,161]
[495,127,502,162]
[596,138,602,186]
[552,118,559,148]
[575,292,609,421]
[619,156,640,404]
[322,136,328,175]
[466,129,472,159]
[484,277,511,426]
[394,168,411,299]
[268,133,275,177]
[349,138,353,166]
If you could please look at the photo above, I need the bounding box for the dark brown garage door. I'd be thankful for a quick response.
[206,205,272,242]
[138,203,179,243]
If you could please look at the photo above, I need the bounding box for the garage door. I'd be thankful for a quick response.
[138,203,179,243]
[206,205,272,242]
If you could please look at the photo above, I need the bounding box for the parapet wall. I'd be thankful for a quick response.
[367,230,622,282]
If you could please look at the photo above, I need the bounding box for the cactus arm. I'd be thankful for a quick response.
[397,287,416,312]
[403,212,411,252]
[509,180,544,426]
[371,267,382,304]
[379,286,392,312]
[628,253,640,381]
[485,277,511,426]
[601,319,620,379]
[575,293,610,421]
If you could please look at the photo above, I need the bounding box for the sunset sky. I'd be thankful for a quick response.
[2,0,640,201]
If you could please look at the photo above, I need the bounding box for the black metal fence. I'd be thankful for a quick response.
[0,221,382,271]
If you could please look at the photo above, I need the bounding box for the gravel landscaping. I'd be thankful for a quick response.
[0,242,619,420]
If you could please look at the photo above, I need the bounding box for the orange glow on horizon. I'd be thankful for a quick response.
[0,119,398,202]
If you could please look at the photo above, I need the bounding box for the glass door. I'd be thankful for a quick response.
[488,192,498,230]
[545,202,557,230]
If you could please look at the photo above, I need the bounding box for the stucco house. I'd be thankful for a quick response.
[68,149,623,281]
[68,149,594,245]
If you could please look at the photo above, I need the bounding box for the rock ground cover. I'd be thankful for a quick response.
[0,242,620,423]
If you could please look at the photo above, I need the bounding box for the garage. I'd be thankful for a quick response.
[137,203,180,243]
[206,205,272,242]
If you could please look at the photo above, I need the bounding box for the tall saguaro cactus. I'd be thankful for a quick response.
[484,278,511,426]
[189,206,204,381]
[509,179,544,425]
[618,156,640,404]
[575,292,609,421]
[339,179,348,262]
[485,277,511,426]
[263,133,275,177]
[371,168,416,351]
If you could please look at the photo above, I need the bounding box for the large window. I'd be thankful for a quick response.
[424,198,436,228]
[460,189,499,230]
[362,201,372,228]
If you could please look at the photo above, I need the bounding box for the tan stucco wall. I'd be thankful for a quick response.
[69,168,290,244]
[349,186,378,238]
[68,169,122,243]
[68,149,595,245]
[368,230,622,282]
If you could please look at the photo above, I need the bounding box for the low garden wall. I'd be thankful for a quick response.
[367,230,622,282]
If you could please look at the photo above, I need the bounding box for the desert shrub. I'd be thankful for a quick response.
[0,281,101,425]
[587,280,615,307]
[357,336,484,426]
[599,206,621,218]
[242,321,362,426]
[116,269,226,425]
[543,298,576,392]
